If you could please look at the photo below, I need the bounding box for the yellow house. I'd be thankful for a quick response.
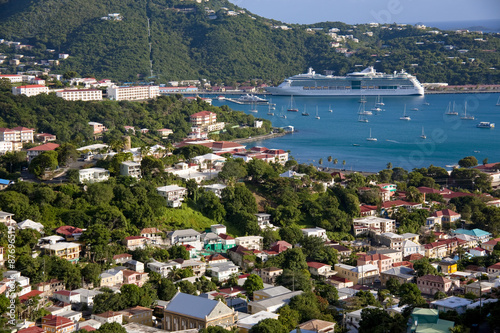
[43,242,81,263]
[438,261,457,274]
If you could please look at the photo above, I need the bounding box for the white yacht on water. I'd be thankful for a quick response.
[366,128,377,141]
[266,67,424,96]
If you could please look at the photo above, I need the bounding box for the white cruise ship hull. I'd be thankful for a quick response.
[266,86,424,96]
[266,66,425,96]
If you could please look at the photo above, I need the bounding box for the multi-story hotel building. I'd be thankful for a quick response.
[107,85,159,101]
[55,89,103,101]
[0,74,23,83]
[12,85,49,97]
[190,111,217,126]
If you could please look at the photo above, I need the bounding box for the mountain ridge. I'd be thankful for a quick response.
[0,0,499,84]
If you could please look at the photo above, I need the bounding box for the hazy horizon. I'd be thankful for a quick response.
[228,0,500,26]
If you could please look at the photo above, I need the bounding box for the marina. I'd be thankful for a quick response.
[212,93,500,172]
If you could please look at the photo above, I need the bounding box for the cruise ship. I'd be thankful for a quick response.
[266,67,424,96]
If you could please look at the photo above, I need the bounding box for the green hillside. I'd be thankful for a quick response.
[0,0,499,84]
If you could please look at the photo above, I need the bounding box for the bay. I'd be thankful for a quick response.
[211,93,500,172]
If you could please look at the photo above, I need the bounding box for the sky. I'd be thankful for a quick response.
[228,0,500,25]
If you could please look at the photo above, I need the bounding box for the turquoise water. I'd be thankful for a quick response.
[212,93,500,172]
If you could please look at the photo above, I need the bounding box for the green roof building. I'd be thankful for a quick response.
[408,308,454,333]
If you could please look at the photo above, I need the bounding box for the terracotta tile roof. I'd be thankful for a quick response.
[16,85,46,88]
[55,225,83,236]
[190,111,216,117]
[42,315,73,328]
[54,290,79,297]
[27,143,60,151]
[328,276,352,283]
[405,253,425,261]
[307,261,331,269]
[78,326,96,331]
[19,290,43,302]
[471,247,486,252]
[488,263,500,270]
[125,236,147,241]
[219,233,234,240]
[418,275,451,284]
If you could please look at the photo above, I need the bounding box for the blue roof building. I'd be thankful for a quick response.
[453,228,491,242]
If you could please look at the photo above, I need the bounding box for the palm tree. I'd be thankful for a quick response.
[327,156,332,170]
[342,160,346,169]
[318,158,323,167]
[387,162,393,169]
[334,158,338,169]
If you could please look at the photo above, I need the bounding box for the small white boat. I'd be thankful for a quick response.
[358,103,372,115]
[302,105,309,116]
[411,107,419,111]
[217,95,225,100]
[420,127,427,139]
[400,105,411,121]
[249,102,258,113]
[315,106,320,119]
[496,96,500,106]
[477,122,495,128]
[328,104,333,112]
[366,128,377,141]
[372,107,382,112]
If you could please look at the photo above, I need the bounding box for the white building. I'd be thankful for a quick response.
[12,85,49,97]
[208,262,239,281]
[346,306,377,332]
[430,296,473,314]
[235,236,263,251]
[402,240,425,257]
[17,219,44,233]
[202,184,227,198]
[55,89,103,101]
[120,161,141,178]
[147,260,181,278]
[79,168,110,183]
[53,290,81,304]
[0,141,13,153]
[0,74,23,83]
[353,216,396,236]
[157,185,187,207]
[169,229,202,250]
[301,227,328,241]
[107,85,159,101]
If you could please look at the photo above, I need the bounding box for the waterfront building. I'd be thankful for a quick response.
[12,85,49,97]
[107,85,159,101]
[55,89,103,101]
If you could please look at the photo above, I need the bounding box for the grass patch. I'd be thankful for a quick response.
[158,204,216,232]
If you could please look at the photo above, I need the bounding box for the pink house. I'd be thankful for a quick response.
[122,269,149,287]
[417,275,458,295]
[88,122,106,134]
[357,254,393,273]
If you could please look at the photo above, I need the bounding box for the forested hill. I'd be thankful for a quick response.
[0,0,499,84]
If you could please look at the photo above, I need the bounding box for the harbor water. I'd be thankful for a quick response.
[211,93,500,172]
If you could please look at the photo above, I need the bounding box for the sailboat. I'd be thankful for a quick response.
[358,103,372,116]
[460,101,474,120]
[496,96,500,106]
[280,106,287,119]
[358,114,368,122]
[302,105,309,116]
[267,102,274,116]
[328,104,333,112]
[371,99,382,112]
[315,106,320,119]
[423,98,430,106]
[287,95,299,112]
[400,105,411,121]
[366,128,377,141]
[420,127,427,139]
[375,95,385,106]
[249,101,258,113]
[445,101,458,115]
